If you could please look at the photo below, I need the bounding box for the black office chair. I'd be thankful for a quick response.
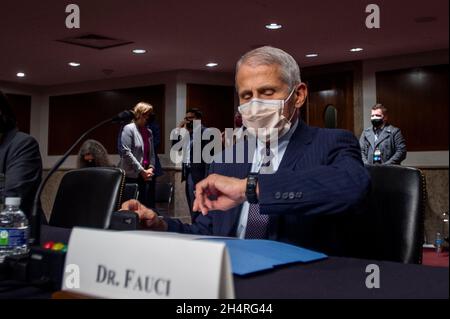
[49,167,125,229]
[155,182,174,216]
[352,165,426,264]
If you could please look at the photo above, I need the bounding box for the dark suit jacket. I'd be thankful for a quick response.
[165,121,371,256]
[0,129,42,218]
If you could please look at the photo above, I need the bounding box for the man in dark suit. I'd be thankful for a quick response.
[0,91,42,218]
[172,108,211,222]
[360,104,407,165]
[122,46,370,255]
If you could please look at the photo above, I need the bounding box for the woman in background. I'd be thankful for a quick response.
[118,102,156,208]
[77,139,113,168]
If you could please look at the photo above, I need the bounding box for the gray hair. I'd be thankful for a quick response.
[77,139,113,168]
[236,46,301,90]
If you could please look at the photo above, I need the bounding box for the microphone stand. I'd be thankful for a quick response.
[29,111,133,246]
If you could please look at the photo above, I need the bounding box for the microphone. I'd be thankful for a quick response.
[29,110,133,246]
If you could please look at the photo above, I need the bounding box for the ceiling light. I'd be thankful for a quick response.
[305,53,319,58]
[132,49,146,54]
[206,62,218,67]
[16,72,25,77]
[68,62,81,67]
[350,47,364,52]
[265,23,282,30]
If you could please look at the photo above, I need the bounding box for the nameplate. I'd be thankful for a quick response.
[62,228,235,299]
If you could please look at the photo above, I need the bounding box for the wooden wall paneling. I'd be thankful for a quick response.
[303,72,354,132]
[376,64,449,151]
[48,85,165,155]
[5,93,31,134]
[186,84,235,132]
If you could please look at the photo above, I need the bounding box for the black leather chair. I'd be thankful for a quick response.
[352,165,426,264]
[49,167,125,229]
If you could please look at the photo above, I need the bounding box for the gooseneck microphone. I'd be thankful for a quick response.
[29,110,134,246]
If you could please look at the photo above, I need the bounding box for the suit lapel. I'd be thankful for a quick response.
[278,120,313,170]
[365,129,376,149]
[374,125,391,148]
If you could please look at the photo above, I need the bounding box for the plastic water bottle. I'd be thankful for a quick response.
[0,197,29,262]
[435,232,443,254]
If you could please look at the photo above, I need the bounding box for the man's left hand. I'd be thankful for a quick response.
[193,174,248,215]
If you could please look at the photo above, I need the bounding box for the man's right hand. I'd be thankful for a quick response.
[120,199,167,231]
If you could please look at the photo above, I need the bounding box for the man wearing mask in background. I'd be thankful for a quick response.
[173,108,210,222]
[360,104,407,165]
[122,46,370,256]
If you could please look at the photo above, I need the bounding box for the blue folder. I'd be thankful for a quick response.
[198,238,328,275]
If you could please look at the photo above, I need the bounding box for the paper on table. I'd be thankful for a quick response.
[199,238,328,275]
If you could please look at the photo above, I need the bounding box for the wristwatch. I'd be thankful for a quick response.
[245,173,259,204]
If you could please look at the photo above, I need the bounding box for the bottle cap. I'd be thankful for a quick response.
[5,197,21,206]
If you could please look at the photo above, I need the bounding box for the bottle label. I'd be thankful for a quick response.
[0,228,28,247]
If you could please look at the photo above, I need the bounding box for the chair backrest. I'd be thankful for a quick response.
[121,183,139,204]
[356,165,425,264]
[49,167,125,229]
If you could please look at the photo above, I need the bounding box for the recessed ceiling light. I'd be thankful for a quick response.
[132,49,146,54]
[16,72,25,78]
[350,47,364,52]
[265,23,282,30]
[68,62,81,67]
[305,53,319,58]
[206,62,218,67]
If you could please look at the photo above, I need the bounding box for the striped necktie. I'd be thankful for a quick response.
[245,146,274,239]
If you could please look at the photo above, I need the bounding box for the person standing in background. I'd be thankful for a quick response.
[118,102,156,208]
[172,108,210,222]
[360,104,407,165]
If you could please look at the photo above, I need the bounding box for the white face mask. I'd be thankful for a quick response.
[238,88,296,142]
